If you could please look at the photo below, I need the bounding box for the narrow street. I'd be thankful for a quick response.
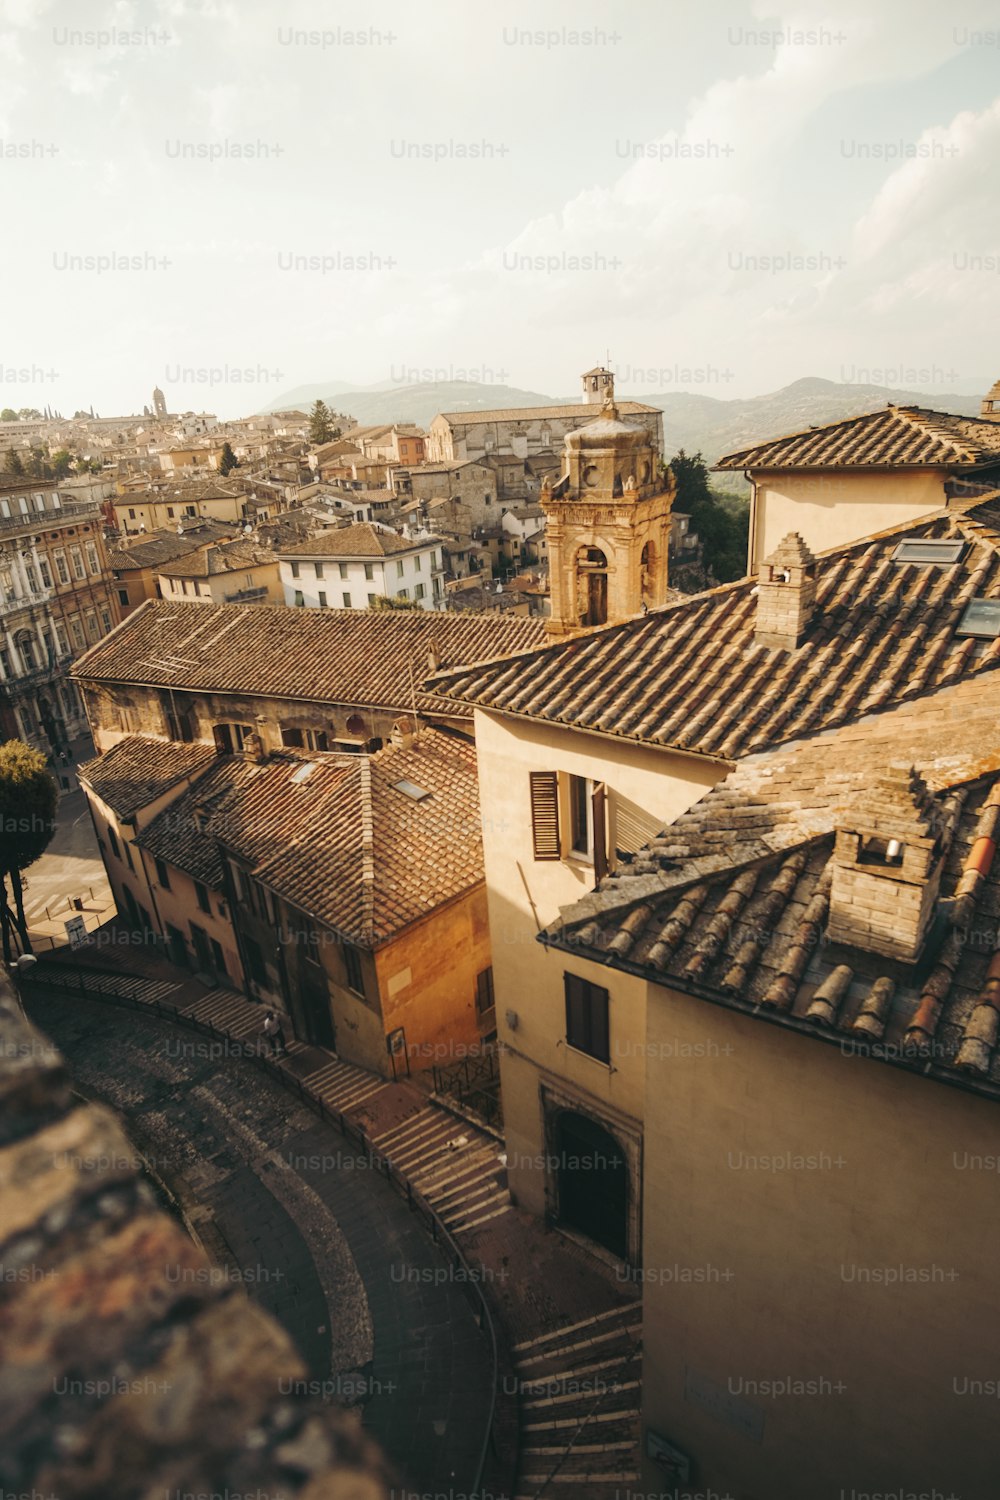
[28,990,495,1496]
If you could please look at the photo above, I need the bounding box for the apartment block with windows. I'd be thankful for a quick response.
[278,522,446,611]
[0,477,120,752]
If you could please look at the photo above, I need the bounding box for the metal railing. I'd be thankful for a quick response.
[23,959,509,1496]
[433,1040,503,1130]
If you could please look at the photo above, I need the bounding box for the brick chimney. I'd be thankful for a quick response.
[827,764,944,963]
[390,714,418,750]
[755,532,817,650]
[981,379,1000,421]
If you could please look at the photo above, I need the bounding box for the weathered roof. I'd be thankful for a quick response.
[157,540,277,579]
[213,728,483,943]
[108,521,236,570]
[436,400,661,426]
[430,506,1000,758]
[547,768,1000,1097]
[78,736,215,818]
[134,755,266,885]
[716,405,1000,470]
[277,523,438,559]
[72,598,547,718]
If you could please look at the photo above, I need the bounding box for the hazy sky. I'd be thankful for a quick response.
[2,0,999,417]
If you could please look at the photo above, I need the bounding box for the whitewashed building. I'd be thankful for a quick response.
[277,522,446,611]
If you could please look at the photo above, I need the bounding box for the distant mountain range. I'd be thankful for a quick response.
[263,375,989,490]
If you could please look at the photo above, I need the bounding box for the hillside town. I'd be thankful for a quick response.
[4,359,1000,1500]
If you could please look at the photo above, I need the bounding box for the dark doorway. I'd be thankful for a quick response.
[555,1110,628,1258]
[190,922,213,974]
[166,924,188,968]
[577,547,609,626]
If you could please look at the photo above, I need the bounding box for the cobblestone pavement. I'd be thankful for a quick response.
[28,992,494,1497]
[25,944,643,1499]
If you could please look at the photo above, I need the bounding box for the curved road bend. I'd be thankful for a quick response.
[27,992,495,1494]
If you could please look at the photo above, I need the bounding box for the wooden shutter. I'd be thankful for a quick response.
[592,781,608,883]
[565,972,586,1050]
[529,771,560,860]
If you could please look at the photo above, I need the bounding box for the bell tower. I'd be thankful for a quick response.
[541,376,674,636]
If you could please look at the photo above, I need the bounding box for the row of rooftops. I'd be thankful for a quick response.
[79,726,483,947]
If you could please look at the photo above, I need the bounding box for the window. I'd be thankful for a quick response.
[53,550,69,585]
[314,562,324,578]
[294,590,305,607]
[167,507,175,518]
[365,563,375,580]
[155,858,171,890]
[344,942,364,995]
[414,583,426,600]
[891,538,966,566]
[123,842,133,871]
[564,973,610,1063]
[69,618,86,650]
[367,593,376,606]
[529,771,560,860]
[38,559,52,588]
[475,966,495,1017]
[414,553,422,571]
[338,562,348,579]
[318,591,327,607]
[194,880,212,914]
[396,560,404,578]
[85,541,100,574]
[69,546,86,580]
[343,592,352,607]
[957,597,1000,639]
[118,588,129,607]
[290,561,300,578]
[128,508,136,520]
[85,612,100,643]
[281,725,304,748]
[100,609,112,633]
[107,825,120,860]
[569,775,592,856]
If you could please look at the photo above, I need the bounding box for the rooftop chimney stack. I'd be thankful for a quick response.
[980,379,1000,421]
[755,532,817,650]
[827,764,945,963]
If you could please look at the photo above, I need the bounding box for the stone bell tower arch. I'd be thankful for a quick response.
[541,376,674,636]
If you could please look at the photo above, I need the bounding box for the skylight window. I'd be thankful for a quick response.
[290,762,318,784]
[957,597,1000,640]
[393,778,431,801]
[891,539,967,566]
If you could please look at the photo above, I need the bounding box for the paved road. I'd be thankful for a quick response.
[28,991,495,1494]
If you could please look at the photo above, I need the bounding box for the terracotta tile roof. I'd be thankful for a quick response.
[72,598,547,719]
[551,696,1000,1098]
[556,674,1000,936]
[157,540,277,579]
[78,736,215,818]
[715,405,1000,470]
[134,755,266,885]
[277,523,439,559]
[438,400,661,425]
[212,729,482,942]
[107,521,236,571]
[430,506,1000,758]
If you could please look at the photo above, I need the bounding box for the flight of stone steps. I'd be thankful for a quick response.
[510,1303,642,1500]
[370,1105,510,1235]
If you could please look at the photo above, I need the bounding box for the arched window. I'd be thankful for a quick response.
[555,1110,628,1258]
[575,546,608,627]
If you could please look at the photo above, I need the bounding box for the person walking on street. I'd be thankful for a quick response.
[262,1010,286,1057]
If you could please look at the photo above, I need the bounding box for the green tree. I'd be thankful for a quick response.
[219,441,238,476]
[17,407,42,420]
[4,448,24,475]
[368,593,420,611]
[1,408,17,422]
[308,399,335,446]
[50,449,73,478]
[669,450,750,587]
[0,741,57,960]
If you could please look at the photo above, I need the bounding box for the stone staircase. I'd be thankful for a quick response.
[370,1106,510,1235]
[510,1304,642,1500]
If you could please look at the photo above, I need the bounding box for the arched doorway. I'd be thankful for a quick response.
[640,540,655,603]
[576,547,608,627]
[555,1109,628,1258]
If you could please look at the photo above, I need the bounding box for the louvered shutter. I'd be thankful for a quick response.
[592,781,608,883]
[529,771,560,860]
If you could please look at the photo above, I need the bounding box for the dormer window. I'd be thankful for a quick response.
[891,538,966,566]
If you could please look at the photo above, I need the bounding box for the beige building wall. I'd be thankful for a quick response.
[473,707,725,1233]
[136,850,243,987]
[749,467,948,571]
[156,561,282,606]
[640,979,1000,1500]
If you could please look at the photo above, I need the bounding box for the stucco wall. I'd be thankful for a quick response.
[641,979,1000,1500]
[472,707,725,1219]
[750,467,947,570]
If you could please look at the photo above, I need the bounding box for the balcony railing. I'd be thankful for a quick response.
[0,588,52,618]
[0,502,100,533]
